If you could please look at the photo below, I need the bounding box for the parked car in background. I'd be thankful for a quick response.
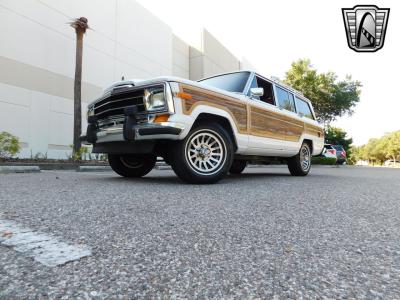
[384,160,400,167]
[322,144,337,161]
[82,71,324,183]
[332,145,347,164]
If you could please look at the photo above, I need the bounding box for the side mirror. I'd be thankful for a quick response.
[250,87,264,97]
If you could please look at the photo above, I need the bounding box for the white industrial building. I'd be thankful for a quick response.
[0,0,254,158]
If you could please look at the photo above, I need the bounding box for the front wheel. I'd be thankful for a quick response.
[287,142,311,176]
[169,123,234,184]
[108,154,156,177]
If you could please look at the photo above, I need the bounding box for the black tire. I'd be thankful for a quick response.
[287,142,311,176]
[229,160,247,174]
[108,154,156,177]
[169,123,234,184]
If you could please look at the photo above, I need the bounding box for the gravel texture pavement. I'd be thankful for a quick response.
[1,166,400,299]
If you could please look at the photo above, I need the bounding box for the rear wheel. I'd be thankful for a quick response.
[108,154,156,177]
[287,142,311,176]
[229,160,247,174]
[169,123,234,184]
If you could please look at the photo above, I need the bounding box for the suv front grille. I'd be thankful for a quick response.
[94,89,146,121]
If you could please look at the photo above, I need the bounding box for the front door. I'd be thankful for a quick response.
[246,76,288,155]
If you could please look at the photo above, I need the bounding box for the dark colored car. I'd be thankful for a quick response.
[332,145,347,164]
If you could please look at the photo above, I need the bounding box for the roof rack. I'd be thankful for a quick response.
[270,76,304,97]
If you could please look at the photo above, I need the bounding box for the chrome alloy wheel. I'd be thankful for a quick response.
[300,144,311,171]
[185,130,227,175]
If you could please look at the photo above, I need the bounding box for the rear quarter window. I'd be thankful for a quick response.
[295,97,314,120]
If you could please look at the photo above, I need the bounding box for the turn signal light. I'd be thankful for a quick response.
[177,92,192,100]
[154,114,169,123]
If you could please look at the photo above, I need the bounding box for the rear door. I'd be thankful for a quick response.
[274,86,305,154]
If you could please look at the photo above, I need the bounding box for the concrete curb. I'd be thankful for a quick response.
[77,166,112,172]
[247,164,347,169]
[1,162,109,170]
[155,165,172,170]
[155,161,171,170]
[0,166,41,174]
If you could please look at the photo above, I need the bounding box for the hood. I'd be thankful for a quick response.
[103,76,193,93]
[102,76,246,101]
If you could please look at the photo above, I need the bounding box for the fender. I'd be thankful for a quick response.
[182,104,248,153]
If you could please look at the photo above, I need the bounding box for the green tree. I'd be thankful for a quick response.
[0,131,21,160]
[364,138,387,165]
[382,131,400,163]
[324,126,353,153]
[284,59,362,122]
[355,131,400,165]
[348,145,364,165]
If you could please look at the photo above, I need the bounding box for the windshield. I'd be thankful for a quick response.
[198,72,250,93]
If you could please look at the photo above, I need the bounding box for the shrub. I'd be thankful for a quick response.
[0,131,21,160]
[311,156,337,165]
[69,145,91,162]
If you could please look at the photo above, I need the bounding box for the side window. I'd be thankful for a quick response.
[248,76,275,105]
[276,87,296,112]
[295,97,314,119]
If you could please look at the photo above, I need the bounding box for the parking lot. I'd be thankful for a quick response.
[1,166,400,298]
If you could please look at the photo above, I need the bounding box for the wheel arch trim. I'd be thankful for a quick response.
[187,106,241,151]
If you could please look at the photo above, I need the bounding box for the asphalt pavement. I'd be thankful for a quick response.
[1,166,400,299]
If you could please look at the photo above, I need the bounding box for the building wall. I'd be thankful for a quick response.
[172,36,190,79]
[0,0,175,158]
[189,29,240,80]
[0,1,245,158]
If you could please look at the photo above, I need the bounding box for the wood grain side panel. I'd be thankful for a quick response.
[250,106,304,142]
[179,84,248,133]
[178,83,323,143]
[304,123,324,138]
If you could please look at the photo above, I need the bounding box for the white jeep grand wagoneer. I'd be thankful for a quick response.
[82,71,324,183]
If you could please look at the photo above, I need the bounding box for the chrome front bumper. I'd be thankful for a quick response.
[81,121,185,144]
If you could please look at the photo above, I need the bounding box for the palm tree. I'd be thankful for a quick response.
[70,17,89,156]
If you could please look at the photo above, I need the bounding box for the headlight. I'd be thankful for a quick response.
[144,87,165,111]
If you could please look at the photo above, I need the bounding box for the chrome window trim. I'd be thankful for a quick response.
[197,70,252,84]
[287,91,297,114]
[243,72,256,96]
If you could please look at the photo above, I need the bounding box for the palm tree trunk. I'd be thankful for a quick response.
[70,17,88,156]
[73,30,84,155]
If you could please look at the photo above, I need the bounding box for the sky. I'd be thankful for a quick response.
[137,0,399,145]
